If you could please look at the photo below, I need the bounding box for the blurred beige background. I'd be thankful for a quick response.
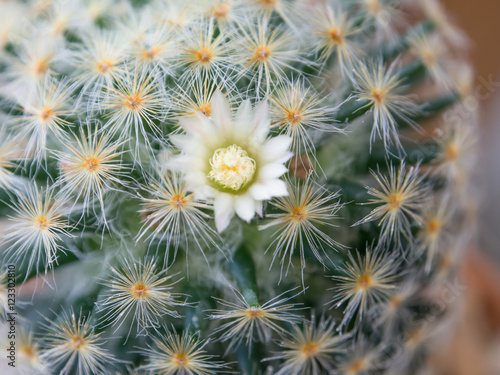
[430,2,500,375]
[442,0,500,93]
[439,0,500,260]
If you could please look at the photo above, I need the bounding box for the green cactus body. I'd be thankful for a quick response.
[0,0,477,374]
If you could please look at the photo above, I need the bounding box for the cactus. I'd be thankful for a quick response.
[0,0,478,374]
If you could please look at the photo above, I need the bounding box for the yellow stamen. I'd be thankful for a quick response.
[208,144,256,191]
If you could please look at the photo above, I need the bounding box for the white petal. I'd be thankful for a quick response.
[177,117,203,135]
[234,194,256,222]
[184,171,207,190]
[169,134,188,149]
[211,90,231,132]
[214,193,235,233]
[258,163,288,181]
[165,156,187,170]
[260,136,292,163]
[236,100,253,124]
[234,100,253,140]
[274,151,294,165]
[251,99,270,142]
[167,155,206,174]
[249,183,272,200]
[264,179,289,198]
[177,116,218,148]
[202,185,217,198]
[255,200,263,217]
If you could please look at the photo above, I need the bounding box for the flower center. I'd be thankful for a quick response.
[208,145,256,191]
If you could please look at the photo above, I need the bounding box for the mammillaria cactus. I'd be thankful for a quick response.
[0,0,478,374]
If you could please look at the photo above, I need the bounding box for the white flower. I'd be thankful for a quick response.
[170,91,292,232]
